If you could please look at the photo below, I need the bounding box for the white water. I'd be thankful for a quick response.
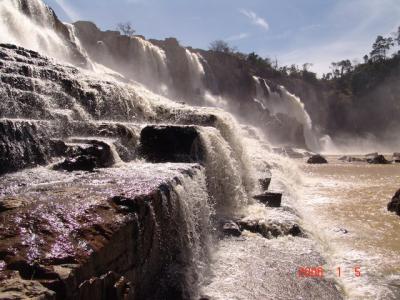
[253,76,332,152]
[185,49,205,92]
[0,0,80,63]
[129,36,171,94]
[169,165,214,298]
[0,1,357,299]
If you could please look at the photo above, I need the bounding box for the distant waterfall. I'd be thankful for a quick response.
[253,76,329,151]
[185,49,205,92]
[130,36,171,95]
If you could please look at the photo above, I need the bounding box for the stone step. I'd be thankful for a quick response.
[140,125,204,163]
[0,162,206,299]
[253,191,282,207]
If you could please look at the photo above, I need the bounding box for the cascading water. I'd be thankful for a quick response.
[253,75,332,152]
[0,1,348,299]
[129,36,171,95]
[184,49,205,93]
[168,166,213,298]
[198,126,248,213]
[0,0,87,65]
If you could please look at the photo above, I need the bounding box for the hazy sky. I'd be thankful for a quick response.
[44,0,400,74]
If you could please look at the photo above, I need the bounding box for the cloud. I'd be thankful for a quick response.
[226,33,250,41]
[240,9,269,31]
[270,0,400,75]
[54,0,80,21]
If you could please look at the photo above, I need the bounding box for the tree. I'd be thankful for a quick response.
[209,40,234,53]
[302,63,313,72]
[247,52,272,69]
[363,54,369,63]
[396,26,400,46]
[370,35,394,61]
[117,22,135,36]
[330,62,340,78]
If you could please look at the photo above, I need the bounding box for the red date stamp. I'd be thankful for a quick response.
[297,266,361,278]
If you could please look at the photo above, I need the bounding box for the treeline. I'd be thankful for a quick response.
[208,26,400,137]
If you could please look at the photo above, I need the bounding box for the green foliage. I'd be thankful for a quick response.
[370,35,394,61]
[246,52,272,69]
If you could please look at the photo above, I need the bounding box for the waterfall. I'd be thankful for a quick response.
[130,36,171,95]
[0,0,86,65]
[167,166,213,298]
[185,49,205,93]
[198,127,248,213]
[253,76,328,151]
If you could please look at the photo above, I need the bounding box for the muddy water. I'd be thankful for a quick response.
[300,156,400,299]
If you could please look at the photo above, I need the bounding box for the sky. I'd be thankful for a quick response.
[44,0,400,75]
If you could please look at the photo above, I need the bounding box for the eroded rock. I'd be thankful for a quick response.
[307,154,328,164]
[253,192,282,207]
[238,218,305,239]
[54,155,96,172]
[388,189,400,216]
[140,125,204,162]
[367,154,390,164]
[0,163,208,299]
[222,221,241,237]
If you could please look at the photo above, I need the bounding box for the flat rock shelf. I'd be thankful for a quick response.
[0,162,210,300]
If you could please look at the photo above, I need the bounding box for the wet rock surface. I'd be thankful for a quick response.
[222,221,242,237]
[388,189,400,216]
[140,125,204,163]
[367,154,390,164]
[307,154,328,164]
[238,218,304,239]
[253,191,282,207]
[0,163,208,299]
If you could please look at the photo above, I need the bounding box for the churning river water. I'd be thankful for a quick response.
[300,155,400,299]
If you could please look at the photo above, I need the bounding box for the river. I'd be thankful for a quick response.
[300,155,400,299]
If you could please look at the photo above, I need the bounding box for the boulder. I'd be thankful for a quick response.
[54,155,96,172]
[222,221,241,237]
[253,192,282,207]
[307,154,328,164]
[388,189,400,215]
[393,153,400,163]
[66,139,117,168]
[367,154,390,164]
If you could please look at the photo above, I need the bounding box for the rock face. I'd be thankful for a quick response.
[72,22,309,149]
[0,119,55,175]
[253,192,282,207]
[388,189,400,215]
[0,163,211,299]
[367,154,390,164]
[307,154,328,164]
[140,125,204,163]
[54,155,97,172]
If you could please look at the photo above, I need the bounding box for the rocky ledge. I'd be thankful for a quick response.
[0,162,210,299]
